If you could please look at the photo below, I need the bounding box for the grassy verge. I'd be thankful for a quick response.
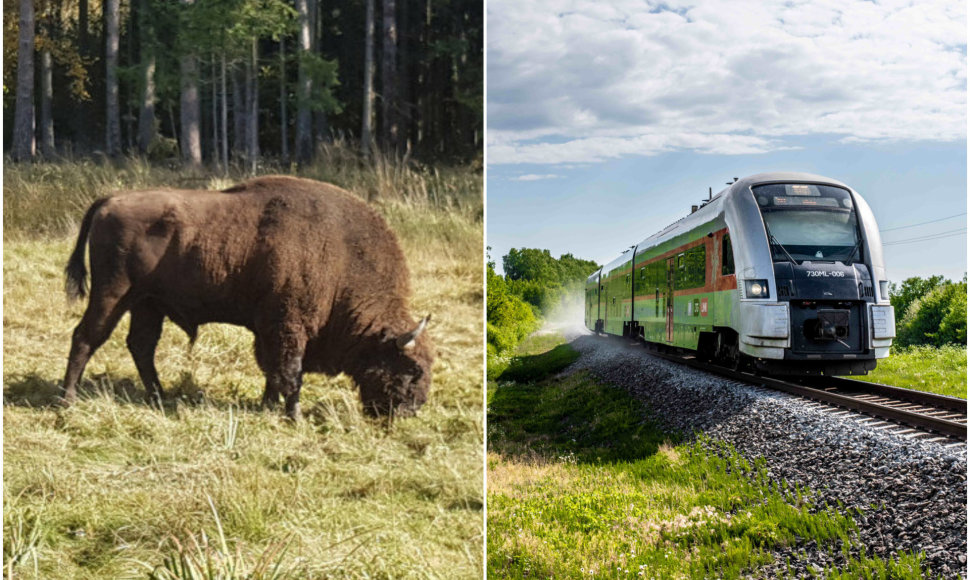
[487,331,567,382]
[487,334,929,579]
[3,160,483,579]
[854,345,967,399]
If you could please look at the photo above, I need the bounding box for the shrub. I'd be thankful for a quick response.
[896,281,967,347]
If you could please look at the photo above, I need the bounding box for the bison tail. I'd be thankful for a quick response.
[65,198,109,301]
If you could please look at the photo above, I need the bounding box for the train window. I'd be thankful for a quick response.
[722,234,735,275]
[675,246,706,290]
[753,183,861,264]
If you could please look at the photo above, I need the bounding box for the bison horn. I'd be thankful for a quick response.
[397,314,431,350]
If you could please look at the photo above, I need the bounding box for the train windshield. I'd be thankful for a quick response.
[752,183,862,264]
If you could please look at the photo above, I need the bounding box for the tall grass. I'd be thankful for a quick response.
[3,143,482,240]
[3,153,483,579]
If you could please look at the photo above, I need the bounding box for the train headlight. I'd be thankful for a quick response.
[879,280,890,302]
[744,279,770,299]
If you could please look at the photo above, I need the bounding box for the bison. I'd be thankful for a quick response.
[62,175,433,420]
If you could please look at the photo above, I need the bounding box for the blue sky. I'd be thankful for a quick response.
[486,0,967,284]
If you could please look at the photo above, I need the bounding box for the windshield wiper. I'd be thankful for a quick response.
[841,237,863,265]
[764,223,797,266]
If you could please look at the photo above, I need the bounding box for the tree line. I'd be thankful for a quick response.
[487,247,599,356]
[4,0,482,168]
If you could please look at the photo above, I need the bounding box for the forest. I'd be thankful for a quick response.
[4,0,482,167]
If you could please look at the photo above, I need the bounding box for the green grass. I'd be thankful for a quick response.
[487,331,570,381]
[3,158,483,579]
[487,335,931,579]
[854,345,967,399]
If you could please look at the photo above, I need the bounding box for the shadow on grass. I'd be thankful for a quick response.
[2,372,391,430]
[2,371,265,416]
[489,342,671,465]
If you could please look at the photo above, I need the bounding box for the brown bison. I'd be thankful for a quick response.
[62,175,433,420]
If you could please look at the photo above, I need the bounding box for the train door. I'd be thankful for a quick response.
[666,258,675,342]
[595,273,603,331]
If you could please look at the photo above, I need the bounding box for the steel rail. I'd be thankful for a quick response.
[799,376,967,414]
[633,342,968,441]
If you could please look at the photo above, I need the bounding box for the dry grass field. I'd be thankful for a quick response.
[3,157,484,579]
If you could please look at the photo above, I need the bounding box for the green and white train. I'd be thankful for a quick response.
[585,172,896,375]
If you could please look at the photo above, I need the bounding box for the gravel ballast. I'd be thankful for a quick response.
[564,331,967,579]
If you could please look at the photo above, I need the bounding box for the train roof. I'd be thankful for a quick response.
[597,172,854,275]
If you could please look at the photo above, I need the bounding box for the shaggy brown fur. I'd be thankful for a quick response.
[63,176,433,420]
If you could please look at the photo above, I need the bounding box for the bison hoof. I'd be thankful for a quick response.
[58,392,77,407]
[285,403,302,422]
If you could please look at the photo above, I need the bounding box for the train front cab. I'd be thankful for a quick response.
[732,178,896,375]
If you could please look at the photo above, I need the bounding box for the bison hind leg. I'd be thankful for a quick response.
[127,303,166,407]
[63,291,129,405]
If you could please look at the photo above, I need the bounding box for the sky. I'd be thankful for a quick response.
[486,0,967,284]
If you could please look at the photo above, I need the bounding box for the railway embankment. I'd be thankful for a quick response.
[568,331,967,578]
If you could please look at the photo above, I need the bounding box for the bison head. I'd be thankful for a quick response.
[358,314,433,418]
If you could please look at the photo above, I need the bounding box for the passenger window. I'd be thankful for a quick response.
[722,234,735,276]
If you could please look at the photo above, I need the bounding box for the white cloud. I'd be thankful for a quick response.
[487,0,967,165]
[510,173,563,181]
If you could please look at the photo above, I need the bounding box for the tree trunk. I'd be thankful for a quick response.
[279,38,289,162]
[40,0,55,158]
[311,0,328,145]
[246,37,259,174]
[381,0,398,151]
[415,0,430,154]
[105,0,122,156]
[398,0,410,153]
[179,0,202,168]
[294,0,312,162]
[232,65,245,157]
[78,0,89,54]
[221,55,229,169]
[40,48,54,156]
[361,0,375,157]
[212,54,219,168]
[13,0,36,161]
[137,0,156,154]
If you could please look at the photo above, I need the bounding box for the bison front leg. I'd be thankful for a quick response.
[257,329,306,421]
[127,303,165,407]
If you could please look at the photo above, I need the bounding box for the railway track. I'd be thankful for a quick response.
[628,340,968,442]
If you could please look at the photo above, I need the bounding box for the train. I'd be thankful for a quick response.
[584,172,896,375]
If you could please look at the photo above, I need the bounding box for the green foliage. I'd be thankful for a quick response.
[895,279,967,347]
[486,263,538,356]
[299,53,342,115]
[889,275,946,326]
[487,248,598,358]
